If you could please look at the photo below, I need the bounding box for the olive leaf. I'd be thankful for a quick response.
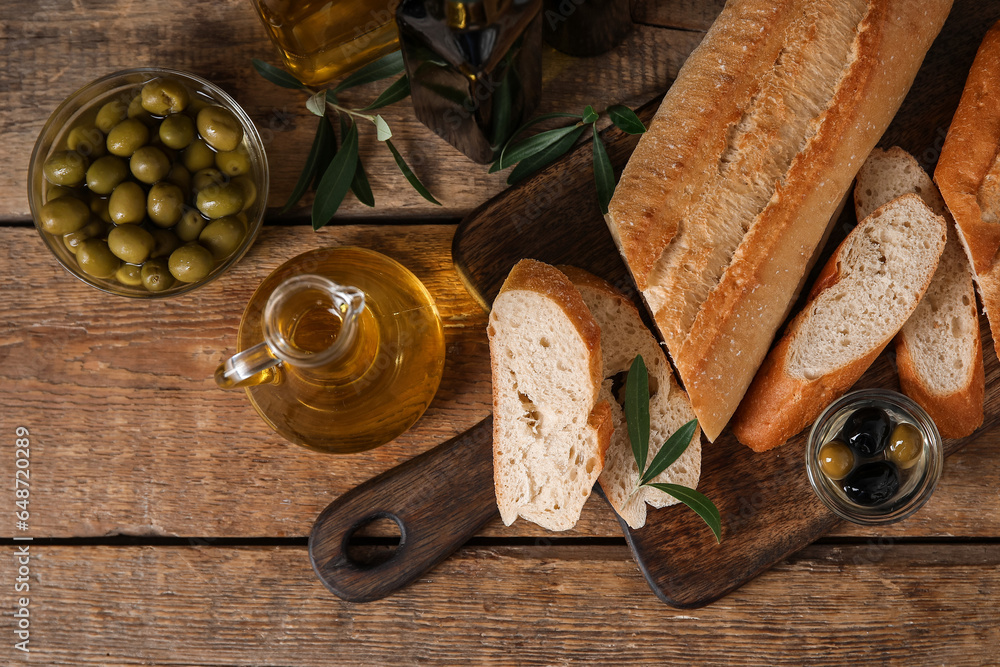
[339,115,374,207]
[282,114,335,214]
[496,124,583,171]
[351,157,375,207]
[312,115,338,191]
[624,354,721,543]
[312,121,359,230]
[508,125,586,185]
[361,76,411,111]
[489,112,583,173]
[386,139,441,205]
[306,90,327,117]
[333,51,406,93]
[253,55,442,215]
[592,127,615,215]
[251,59,306,89]
[374,115,392,142]
[625,354,651,473]
[582,105,599,124]
[607,104,646,135]
[639,419,698,486]
[645,483,722,543]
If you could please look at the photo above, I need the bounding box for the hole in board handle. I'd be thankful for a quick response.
[343,512,405,569]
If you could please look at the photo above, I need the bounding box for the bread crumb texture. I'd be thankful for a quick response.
[489,288,604,531]
[786,195,947,380]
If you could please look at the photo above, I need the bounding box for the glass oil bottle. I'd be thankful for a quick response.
[216,246,446,454]
[396,0,543,163]
[251,0,402,85]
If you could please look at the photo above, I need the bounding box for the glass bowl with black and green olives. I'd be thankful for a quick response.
[805,389,943,525]
[28,68,269,297]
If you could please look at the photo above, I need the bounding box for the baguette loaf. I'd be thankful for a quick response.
[559,267,701,530]
[935,20,1000,354]
[488,259,613,531]
[855,147,984,438]
[605,0,953,441]
[731,194,947,451]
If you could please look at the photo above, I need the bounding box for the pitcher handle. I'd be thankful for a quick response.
[214,341,281,389]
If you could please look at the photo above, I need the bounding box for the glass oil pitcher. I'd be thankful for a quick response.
[216,246,445,454]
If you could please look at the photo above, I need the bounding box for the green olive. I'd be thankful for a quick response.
[127,94,156,126]
[43,150,89,186]
[187,96,210,116]
[819,440,854,480]
[888,423,923,469]
[76,238,121,278]
[141,258,175,292]
[175,208,208,242]
[198,216,245,259]
[164,163,191,193]
[115,263,144,287]
[108,224,155,264]
[214,146,251,176]
[231,175,257,211]
[157,113,196,150]
[196,182,245,219]
[191,167,226,194]
[141,77,190,115]
[168,243,214,283]
[129,146,170,184]
[146,182,185,228]
[46,184,78,201]
[108,181,148,225]
[182,139,216,172]
[66,126,106,159]
[38,197,90,235]
[150,228,183,258]
[87,192,112,224]
[106,119,150,157]
[197,106,243,152]
[62,220,108,254]
[85,155,129,195]
[95,99,128,133]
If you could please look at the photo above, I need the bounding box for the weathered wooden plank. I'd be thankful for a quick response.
[1,543,996,665]
[0,1,702,222]
[632,0,725,31]
[2,225,999,540]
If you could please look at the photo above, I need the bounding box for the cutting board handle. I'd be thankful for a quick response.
[309,417,497,602]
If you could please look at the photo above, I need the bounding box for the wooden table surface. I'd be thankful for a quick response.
[2,0,998,664]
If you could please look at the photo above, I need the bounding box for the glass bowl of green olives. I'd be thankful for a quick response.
[28,68,269,297]
[806,389,943,525]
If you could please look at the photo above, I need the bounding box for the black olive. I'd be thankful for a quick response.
[842,461,900,506]
[842,407,891,457]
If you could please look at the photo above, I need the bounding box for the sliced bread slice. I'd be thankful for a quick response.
[488,259,613,531]
[855,147,984,438]
[731,194,947,451]
[560,267,701,530]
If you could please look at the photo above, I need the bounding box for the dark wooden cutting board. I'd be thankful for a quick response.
[310,1,1000,607]
[451,2,1000,607]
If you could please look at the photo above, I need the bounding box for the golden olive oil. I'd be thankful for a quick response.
[252,0,400,86]
[236,246,445,453]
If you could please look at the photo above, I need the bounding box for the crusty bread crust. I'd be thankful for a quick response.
[606,0,954,442]
[896,335,984,439]
[731,194,947,451]
[935,20,1000,349]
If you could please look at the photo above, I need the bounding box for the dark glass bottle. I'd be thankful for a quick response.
[542,0,632,57]
[396,0,543,163]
